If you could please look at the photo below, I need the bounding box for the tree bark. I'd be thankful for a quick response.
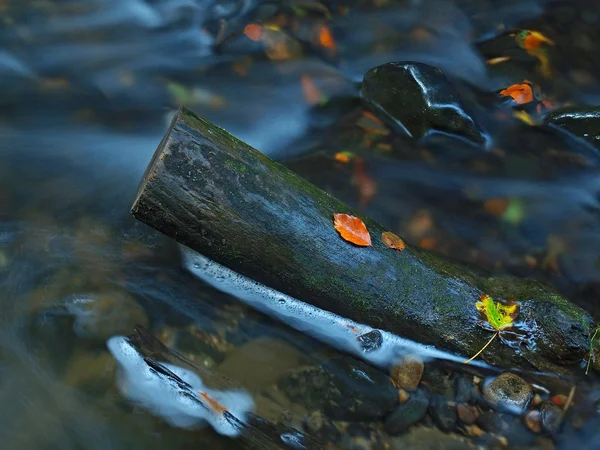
[131,106,594,377]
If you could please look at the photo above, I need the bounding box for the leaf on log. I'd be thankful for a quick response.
[476,294,518,331]
[381,231,405,251]
[333,213,372,247]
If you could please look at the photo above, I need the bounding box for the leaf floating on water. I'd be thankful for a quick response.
[500,83,534,105]
[476,294,518,331]
[515,30,555,52]
[514,30,555,78]
[333,213,372,247]
[382,231,405,251]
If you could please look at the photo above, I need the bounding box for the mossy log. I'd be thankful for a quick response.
[132,106,594,377]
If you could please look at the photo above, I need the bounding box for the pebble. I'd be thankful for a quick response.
[356,330,383,352]
[384,389,429,436]
[428,396,457,432]
[454,374,474,404]
[305,410,325,434]
[540,401,563,434]
[524,410,542,434]
[483,373,532,413]
[465,424,485,438]
[398,389,410,404]
[389,356,424,391]
[456,403,479,425]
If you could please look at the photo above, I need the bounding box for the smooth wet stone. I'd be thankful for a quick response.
[524,409,542,434]
[389,426,476,450]
[65,290,149,342]
[384,389,429,436]
[539,401,562,434]
[477,411,534,446]
[545,107,600,150]
[279,356,398,421]
[483,373,532,413]
[218,337,310,390]
[454,374,474,404]
[456,404,479,425]
[360,62,487,145]
[389,356,424,391]
[356,330,383,352]
[428,396,457,432]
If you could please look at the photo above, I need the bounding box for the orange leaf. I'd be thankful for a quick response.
[199,392,228,415]
[244,24,263,42]
[499,83,534,105]
[382,231,405,251]
[333,213,371,246]
[319,25,336,50]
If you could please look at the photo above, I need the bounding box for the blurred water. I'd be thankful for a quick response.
[2,0,600,449]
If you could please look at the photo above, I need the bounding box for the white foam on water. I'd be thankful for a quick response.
[106,336,254,437]
[181,247,488,370]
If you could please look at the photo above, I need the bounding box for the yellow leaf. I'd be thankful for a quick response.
[476,294,518,331]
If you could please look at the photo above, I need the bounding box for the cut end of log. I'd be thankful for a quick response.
[131,106,184,217]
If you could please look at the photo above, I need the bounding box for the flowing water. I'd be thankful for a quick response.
[3,0,600,449]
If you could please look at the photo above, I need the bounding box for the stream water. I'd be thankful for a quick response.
[3,0,600,449]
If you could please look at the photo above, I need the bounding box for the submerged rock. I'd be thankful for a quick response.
[384,390,429,436]
[356,330,383,352]
[389,355,424,391]
[279,356,397,421]
[545,106,600,150]
[539,401,562,434]
[360,62,487,145]
[65,290,149,342]
[483,373,532,413]
[217,337,310,391]
[428,395,457,432]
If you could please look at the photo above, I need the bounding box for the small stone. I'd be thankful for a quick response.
[384,389,429,436]
[496,436,509,448]
[456,403,479,425]
[454,374,474,404]
[389,356,424,391]
[398,389,410,404]
[356,330,383,352]
[305,410,325,434]
[532,394,543,407]
[473,376,482,385]
[428,396,457,432]
[465,424,485,438]
[540,401,563,434]
[524,410,542,434]
[483,373,532,413]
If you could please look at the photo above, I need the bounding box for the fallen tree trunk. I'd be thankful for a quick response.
[132,106,594,377]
